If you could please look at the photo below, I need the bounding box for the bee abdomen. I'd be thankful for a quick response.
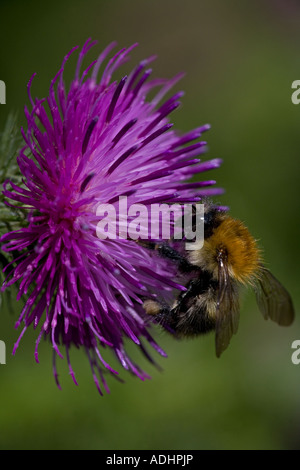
[174,307,216,336]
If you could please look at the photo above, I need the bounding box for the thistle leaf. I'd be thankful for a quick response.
[0,113,24,309]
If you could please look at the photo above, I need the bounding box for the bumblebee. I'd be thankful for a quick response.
[143,202,295,357]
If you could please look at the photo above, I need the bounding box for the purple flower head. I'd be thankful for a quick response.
[0,39,223,394]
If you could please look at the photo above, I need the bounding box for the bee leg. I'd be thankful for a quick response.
[143,299,163,316]
[143,299,176,329]
[136,240,157,250]
[177,278,202,303]
[137,240,200,274]
[156,243,201,274]
[143,299,173,319]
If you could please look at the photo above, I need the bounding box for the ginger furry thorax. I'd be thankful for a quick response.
[189,214,261,285]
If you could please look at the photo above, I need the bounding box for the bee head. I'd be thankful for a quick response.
[203,201,225,239]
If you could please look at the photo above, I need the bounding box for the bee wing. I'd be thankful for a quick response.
[215,255,240,358]
[255,267,294,326]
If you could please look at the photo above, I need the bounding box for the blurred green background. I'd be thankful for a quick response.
[0,0,300,450]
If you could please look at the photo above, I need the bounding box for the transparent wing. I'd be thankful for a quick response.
[215,254,240,358]
[255,267,294,326]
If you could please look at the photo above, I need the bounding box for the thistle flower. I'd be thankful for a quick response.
[0,39,223,394]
